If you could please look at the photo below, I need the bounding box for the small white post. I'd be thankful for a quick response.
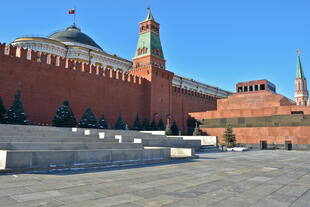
[115,135,122,143]
[99,132,105,139]
[84,130,90,136]
[134,138,142,143]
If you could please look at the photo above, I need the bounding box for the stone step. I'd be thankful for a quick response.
[0,137,118,143]
[142,139,201,151]
[199,146,221,152]
[200,145,218,149]
[0,148,171,169]
[0,142,143,150]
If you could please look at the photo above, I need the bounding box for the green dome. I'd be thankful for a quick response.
[49,26,102,50]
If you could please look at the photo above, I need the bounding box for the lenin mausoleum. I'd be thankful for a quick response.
[190,54,310,149]
[1,9,310,149]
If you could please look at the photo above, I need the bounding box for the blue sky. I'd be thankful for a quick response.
[1,0,309,99]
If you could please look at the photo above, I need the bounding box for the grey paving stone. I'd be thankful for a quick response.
[0,195,20,206]
[55,192,104,203]
[250,198,289,207]
[212,197,251,207]
[12,198,64,207]
[0,151,309,206]
[90,194,143,207]
[11,190,64,202]
[249,176,272,182]
[133,194,181,207]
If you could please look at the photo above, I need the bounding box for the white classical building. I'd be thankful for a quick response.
[11,25,132,72]
[173,75,232,98]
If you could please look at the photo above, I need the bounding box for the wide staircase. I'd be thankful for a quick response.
[0,125,198,171]
[98,130,202,151]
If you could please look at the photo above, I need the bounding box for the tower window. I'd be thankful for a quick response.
[249,85,253,91]
[158,49,161,56]
[143,47,147,54]
[244,86,248,92]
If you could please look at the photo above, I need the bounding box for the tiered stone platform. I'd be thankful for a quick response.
[0,125,199,171]
[99,130,202,151]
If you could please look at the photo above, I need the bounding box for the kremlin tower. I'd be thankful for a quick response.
[294,50,309,106]
[129,8,174,120]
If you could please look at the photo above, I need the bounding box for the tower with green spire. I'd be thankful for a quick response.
[128,8,174,124]
[295,50,309,106]
[133,8,165,69]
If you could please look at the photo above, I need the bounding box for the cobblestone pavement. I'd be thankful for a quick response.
[0,150,310,207]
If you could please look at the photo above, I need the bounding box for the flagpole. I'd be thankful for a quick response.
[73,6,76,26]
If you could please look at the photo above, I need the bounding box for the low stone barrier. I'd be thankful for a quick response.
[170,148,195,158]
[140,131,166,135]
[168,136,218,146]
[0,148,172,169]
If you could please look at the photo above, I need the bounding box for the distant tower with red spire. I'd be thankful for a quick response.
[294,50,309,105]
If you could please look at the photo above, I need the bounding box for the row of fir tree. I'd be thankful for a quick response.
[0,89,180,134]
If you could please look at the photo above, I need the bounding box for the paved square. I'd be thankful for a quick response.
[0,150,310,207]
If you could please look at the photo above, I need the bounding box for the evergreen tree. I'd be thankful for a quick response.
[114,112,125,130]
[193,122,201,136]
[133,113,142,130]
[157,118,165,130]
[150,119,157,130]
[52,100,76,127]
[171,120,179,135]
[5,89,30,125]
[78,107,97,128]
[98,113,109,129]
[142,118,150,130]
[0,97,6,124]
[187,117,196,135]
[165,119,172,135]
[223,124,236,148]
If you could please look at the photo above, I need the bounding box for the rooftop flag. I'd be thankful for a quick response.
[69,9,75,14]
[69,8,76,26]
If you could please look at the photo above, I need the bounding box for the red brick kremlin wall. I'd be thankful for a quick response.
[0,44,217,132]
[190,90,310,145]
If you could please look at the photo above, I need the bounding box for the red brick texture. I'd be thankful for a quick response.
[0,44,217,132]
[201,127,310,145]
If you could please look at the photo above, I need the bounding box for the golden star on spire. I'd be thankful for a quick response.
[297,49,300,55]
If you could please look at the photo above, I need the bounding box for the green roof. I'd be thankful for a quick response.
[134,9,164,59]
[296,55,305,79]
[145,8,154,21]
[134,31,164,59]
[49,26,103,50]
